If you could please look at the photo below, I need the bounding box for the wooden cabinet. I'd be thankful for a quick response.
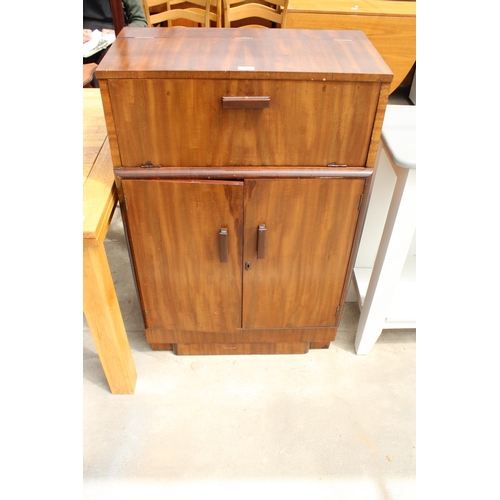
[96,27,392,355]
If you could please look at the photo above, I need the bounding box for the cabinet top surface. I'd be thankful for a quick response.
[96,28,393,82]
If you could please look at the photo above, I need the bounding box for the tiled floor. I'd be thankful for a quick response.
[83,86,416,499]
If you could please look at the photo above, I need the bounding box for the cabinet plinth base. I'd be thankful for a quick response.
[146,327,337,346]
[149,339,335,355]
[150,343,173,351]
[310,342,332,349]
[173,342,310,355]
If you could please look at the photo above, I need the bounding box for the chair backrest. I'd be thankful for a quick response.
[109,0,126,34]
[223,0,288,28]
[142,0,218,27]
[83,63,98,87]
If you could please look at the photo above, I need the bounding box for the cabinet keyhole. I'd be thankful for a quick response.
[245,261,251,271]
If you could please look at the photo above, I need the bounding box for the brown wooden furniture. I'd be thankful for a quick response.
[142,0,219,27]
[83,63,98,87]
[83,88,137,393]
[285,0,416,93]
[96,27,392,355]
[109,0,126,34]
[223,0,288,28]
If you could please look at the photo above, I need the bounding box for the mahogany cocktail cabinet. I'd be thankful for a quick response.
[96,27,392,355]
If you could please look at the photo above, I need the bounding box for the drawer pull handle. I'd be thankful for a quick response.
[219,228,228,263]
[257,224,266,259]
[222,96,270,109]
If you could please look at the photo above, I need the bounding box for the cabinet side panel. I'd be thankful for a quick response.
[98,80,122,168]
[122,179,243,333]
[365,81,391,169]
[243,178,365,328]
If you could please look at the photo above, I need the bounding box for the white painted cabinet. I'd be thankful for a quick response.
[350,105,416,354]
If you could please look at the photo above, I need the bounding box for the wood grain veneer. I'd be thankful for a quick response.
[286,0,416,93]
[145,327,336,344]
[242,178,365,328]
[173,342,310,355]
[107,78,381,168]
[96,27,393,82]
[98,28,392,355]
[123,179,244,334]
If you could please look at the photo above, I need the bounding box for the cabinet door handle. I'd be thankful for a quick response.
[219,228,228,263]
[222,96,270,109]
[257,224,266,259]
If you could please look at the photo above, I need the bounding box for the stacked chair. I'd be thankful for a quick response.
[142,0,220,27]
[141,0,288,29]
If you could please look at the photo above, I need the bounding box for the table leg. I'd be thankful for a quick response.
[84,242,137,394]
[354,167,416,355]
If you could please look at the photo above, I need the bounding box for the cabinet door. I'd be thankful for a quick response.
[122,179,243,333]
[107,79,380,168]
[242,178,365,329]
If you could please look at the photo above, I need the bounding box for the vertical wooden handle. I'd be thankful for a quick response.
[219,228,228,263]
[258,224,266,259]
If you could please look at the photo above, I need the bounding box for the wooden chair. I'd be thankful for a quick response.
[223,0,288,28]
[109,0,126,34]
[83,0,123,88]
[142,0,219,27]
[83,63,98,87]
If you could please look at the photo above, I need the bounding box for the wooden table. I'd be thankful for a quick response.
[286,0,416,93]
[83,88,137,394]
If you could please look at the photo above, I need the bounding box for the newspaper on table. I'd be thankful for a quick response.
[83,30,116,58]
